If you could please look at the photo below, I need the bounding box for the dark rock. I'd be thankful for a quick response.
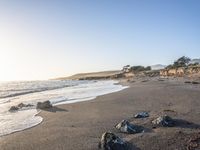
[9,103,34,112]
[26,104,34,107]
[36,100,52,109]
[192,81,199,84]
[99,132,128,150]
[18,103,34,108]
[9,106,19,112]
[134,112,149,118]
[17,103,26,108]
[185,81,191,84]
[115,120,143,134]
[152,115,175,127]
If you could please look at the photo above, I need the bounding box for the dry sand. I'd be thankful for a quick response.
[0,77,200,150]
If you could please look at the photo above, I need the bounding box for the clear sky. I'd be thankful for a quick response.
[0,0,200,81]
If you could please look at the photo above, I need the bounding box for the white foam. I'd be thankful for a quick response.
[0,80,127,137]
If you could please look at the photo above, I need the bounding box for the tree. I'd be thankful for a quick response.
[130,66,151,72]
[145,66,151,71]
[173,56,191,68]
[165,64,173,69]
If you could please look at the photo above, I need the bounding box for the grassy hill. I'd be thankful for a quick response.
[54,70,121,80]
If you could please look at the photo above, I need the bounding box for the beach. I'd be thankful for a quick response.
[0,77,200,150]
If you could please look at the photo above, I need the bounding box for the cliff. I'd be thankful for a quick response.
[160,65,200,77]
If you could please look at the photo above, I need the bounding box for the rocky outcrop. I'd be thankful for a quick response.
[9,103,34,112]
[160,68,185,77]
[36,100,52,109]
[98,132,128,150]
[18,103,33,108]
[160,66,200,77]
[187,66,200,74]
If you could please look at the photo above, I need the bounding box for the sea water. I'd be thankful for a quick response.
[0,80,127,137]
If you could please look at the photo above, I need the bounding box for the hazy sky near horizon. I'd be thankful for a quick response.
[0,0,200,81]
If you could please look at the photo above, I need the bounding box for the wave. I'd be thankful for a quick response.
[0,84,72,99]
[0,80,88,99]
[0,80,127,137]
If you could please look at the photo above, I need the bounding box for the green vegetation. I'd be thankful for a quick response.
[130,66,151,72]
[188,62,199,67]
[174,56,191,67]
[166,56,191,69]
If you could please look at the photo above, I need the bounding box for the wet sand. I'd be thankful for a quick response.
[1,78,200,150]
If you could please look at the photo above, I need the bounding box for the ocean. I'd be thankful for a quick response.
[0,80,127,137]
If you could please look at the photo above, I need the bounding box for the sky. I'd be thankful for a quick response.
[0,0,200,81]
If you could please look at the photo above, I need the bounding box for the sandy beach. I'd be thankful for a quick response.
[1,77,200,150]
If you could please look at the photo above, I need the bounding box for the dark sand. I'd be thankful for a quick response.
[1,78,200,150]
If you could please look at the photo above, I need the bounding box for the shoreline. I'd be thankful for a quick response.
[1,77,200,149]
[0,80,126,138]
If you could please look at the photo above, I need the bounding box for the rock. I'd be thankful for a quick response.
[192,81,199,84]
[9,106,19,112]
[134,112,149,118]
[185,81,191,84]
[36,100,52,109]
[9,103,34,112]
[98,132,128,150]
[115,120,143,134]
[17,103,26,108]
[26,104,34,107]
[18,103,34,108]
[152,115,175,127]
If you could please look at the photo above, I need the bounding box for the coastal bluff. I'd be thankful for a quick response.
[160,65,200,77]
[54,70,123,80]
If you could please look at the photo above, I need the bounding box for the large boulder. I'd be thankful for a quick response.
[152,115,175,127]
[99,132,128,150]
[36,100,52,109]
[115,120,143,134]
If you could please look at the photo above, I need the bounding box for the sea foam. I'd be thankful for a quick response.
[0,80,127,137]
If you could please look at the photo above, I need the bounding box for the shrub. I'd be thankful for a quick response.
[130,66,151,72]
[165,56,191,69]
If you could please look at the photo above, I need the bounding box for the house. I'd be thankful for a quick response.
[122,65,131,73]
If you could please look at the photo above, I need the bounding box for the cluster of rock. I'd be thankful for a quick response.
[9,103,34,112]
[9,100,53,112]
[99,112,177,150]
[160,66,200,77]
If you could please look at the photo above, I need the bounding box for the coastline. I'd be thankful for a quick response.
[1,77,200,150]
[0,80,125,137]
